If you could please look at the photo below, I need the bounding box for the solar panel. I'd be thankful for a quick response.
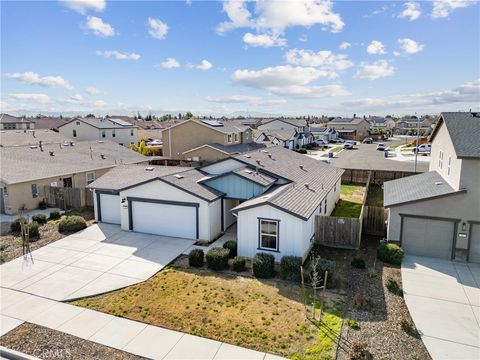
[109,118,133,126]
[200,119,224,127]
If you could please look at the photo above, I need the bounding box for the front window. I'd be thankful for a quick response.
[227,134,232,143]
[72,129,77,137]
[131,129,134,136]
[259,219,279,251]
[76,121,80,125]
[86,172,95,185]
[102,130,106,138]
[112,130,116,137]
[31,184,38,198]
[234,133,238,142]
[438,150,443,169]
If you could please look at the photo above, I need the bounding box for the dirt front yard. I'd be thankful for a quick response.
[72,267,345,359]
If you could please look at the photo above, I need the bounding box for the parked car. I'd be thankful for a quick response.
[343,142,354,150]
[314,139,328,146]
[330,138,345,144]
[345,140,357,145]
[412,143,431,154]
[376,143,387,151]
[363,137,373,144]
[147,139,162,146]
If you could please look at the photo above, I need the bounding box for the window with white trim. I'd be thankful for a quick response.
[101,130,106,138]
[259,219,279,251]
[130,129,134,136]
[227,134,233,143]
[447,156,451,176]
[86,172,95,185]
[31,184,38,198]
[234,133,238,142]
[438,150,444,169]
[112,130,116,138]
[72,129,77,137]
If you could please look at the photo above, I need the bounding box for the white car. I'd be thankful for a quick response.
[376,143,387,151]
[314,139,328,146]
[343,142,354,150]
[412,143,431,154]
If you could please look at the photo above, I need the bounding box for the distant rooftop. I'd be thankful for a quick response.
[59,117,138,129]
[0,129,73,147]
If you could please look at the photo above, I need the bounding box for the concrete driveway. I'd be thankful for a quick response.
[402,256,480,360]
[1,224,195,301]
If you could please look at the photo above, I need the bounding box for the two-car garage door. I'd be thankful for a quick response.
[130,199,198,239]
[401,216,455,259]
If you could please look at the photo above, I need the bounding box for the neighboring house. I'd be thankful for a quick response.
[384,112,480,263]
[326,117,370,140]
[368,116,396,132]
[395,117,433,135]
[162,119,256,162]
[257,118,312,147]
[31,116,70,130]
[309,126,338,143]
[0,113,34,130]
[0,129,72,147]
[58,117,138,147]
[254,129,297,149]
[89,146,343,261]
[0,140,149,215]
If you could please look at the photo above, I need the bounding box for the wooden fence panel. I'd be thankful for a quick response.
[342,169,417,185]
[43,186,90,210]
[315,216,361,249]
[362,206,387,236]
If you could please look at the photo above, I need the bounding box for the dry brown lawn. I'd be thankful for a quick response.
[72,268,343,358]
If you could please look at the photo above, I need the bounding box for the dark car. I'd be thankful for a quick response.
[362,137,373,144]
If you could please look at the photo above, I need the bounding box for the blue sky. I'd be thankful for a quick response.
[1,0,479,117]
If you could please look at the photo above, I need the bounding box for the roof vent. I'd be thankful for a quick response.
[49,151,54,156]
[98,140,104,143]
[435,181,443,186]
[299,165,305,170]
[63,142,69,146]
[174,174,184,179]
[261,149,268,153]
[100,154,105,159]
[29,145,37,149]
[304,183,310,189]
[70,141,74,146]
[245,170,253,174]
[145,166,154,171]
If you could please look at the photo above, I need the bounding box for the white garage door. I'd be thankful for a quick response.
[131,200,197,239]
[99,194,121,224]
[402,217,454,259]
[469,224,480,264]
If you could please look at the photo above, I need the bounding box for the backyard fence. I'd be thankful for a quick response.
[362,206,388,236]
[315,215,362,249]
[341,169,416,185]
[43,186,94,210]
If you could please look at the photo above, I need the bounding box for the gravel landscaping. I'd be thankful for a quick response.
[0,323,144,360]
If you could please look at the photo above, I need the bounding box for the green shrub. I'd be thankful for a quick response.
[386,278,403,296]
[206,247,229,271]
[367,267,377,278]
[222,240,237,258]
[312,258,336,288]
[32,214,47,224]
[232,256,246,272]
[351,257,366,269]
[377,243,404,265]
[48,210,61,220]
[346,319,360,330]
[252,252,275,278]
[28,221,40,240]
[280,256,302,282]
[296,149,307,154]
[58,215,87,233]
[400,318,420,339]
[10,219,22,233]
[188,249,204,267]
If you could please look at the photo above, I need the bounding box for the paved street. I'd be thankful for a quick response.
[402,256,480,360]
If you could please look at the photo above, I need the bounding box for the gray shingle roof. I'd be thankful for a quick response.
[384,171,463,207]
[87,164,188,191]
[207,142,267,154]
[430,112,480,159]
[193,119,249,133]
[232,146,344,219]
[61,117,137,129]
[257,129,296,141]
[0,140,149,184]
[232,167,277,187]
[161,168,224,201]
[260,118,308,128]
[0,130,73,147]
[0,114,33,124]
[329,117,366,125]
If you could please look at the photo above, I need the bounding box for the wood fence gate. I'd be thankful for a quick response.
[315,215,362,249]
[362,206,388,236]
[43,186,94,210]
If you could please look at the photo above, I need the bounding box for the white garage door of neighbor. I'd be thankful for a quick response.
[131,201,197,239]
[402,217,454,259]
[99,194,121,224]
[469,224,480,264]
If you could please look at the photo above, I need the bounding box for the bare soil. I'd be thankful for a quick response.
[0,323,145,360]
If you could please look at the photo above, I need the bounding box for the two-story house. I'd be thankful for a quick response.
[162,119,264,163]
[384,112,480,263]
[368,116,396,133]
[257,118,313,147]
[57,117,138,147]
[0,113,34,130]
[326,117,370,140]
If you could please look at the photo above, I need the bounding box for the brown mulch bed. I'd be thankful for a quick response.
[0,323,144,360]
[313,236,431,360]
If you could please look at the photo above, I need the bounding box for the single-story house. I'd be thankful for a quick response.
[384,112,480,263]
[0,113,35,130]
[0,140,149,215]
[89,146,344,261]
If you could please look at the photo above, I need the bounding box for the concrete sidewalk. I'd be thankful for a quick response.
[402,256,480,360]
[0,288,283,359]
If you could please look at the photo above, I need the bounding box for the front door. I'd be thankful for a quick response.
[63,177,73,188]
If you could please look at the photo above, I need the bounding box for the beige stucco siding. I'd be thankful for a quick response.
[2,168,111,214]
[183,146,229,163]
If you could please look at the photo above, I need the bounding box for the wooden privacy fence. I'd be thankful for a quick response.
[341,169,416,185]
[315,215,362,249]
[43,186,94,210]
[362,206,388,236]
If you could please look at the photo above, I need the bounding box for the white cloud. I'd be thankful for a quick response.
[231,65,349,97]
[59,0,105,14]
[217,0,344,34]
[342,79,480,109]
[339,41,351,50]
[160,58,181,69]
[96,50,141,60]
[431,0,475,18]
[367,40,386,55]
[206,95,286,106]
[242,32,286,48]
[285,49,353,73]
[9,93,51,103]
[5,71,73,90]
[69,94,84,102]
[398,38,424,54]
[194,60,213,70]
[84,16,115,37]
[147,18,169,40]
[85,86,101,95]
[354,60,395,80]
[399,2,422,21]
[393,51,401,57]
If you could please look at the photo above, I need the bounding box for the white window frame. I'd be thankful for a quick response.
[447,156,451,176]
[31,184,38,198]
[130,129,134,136]
[258,219,279,251]
[101,130,106,138]
[227,134,233,143]
[438,150,444,169]
[72,129,77,137]
[234,133,238,142]
[112,129,116,138]
[86,172,95,185]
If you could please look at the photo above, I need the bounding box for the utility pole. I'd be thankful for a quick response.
[414,113,420,173]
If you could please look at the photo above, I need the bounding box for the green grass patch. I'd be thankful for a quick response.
[330,146,342,153]
[366,184,383,207]
[331,200,362,218]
